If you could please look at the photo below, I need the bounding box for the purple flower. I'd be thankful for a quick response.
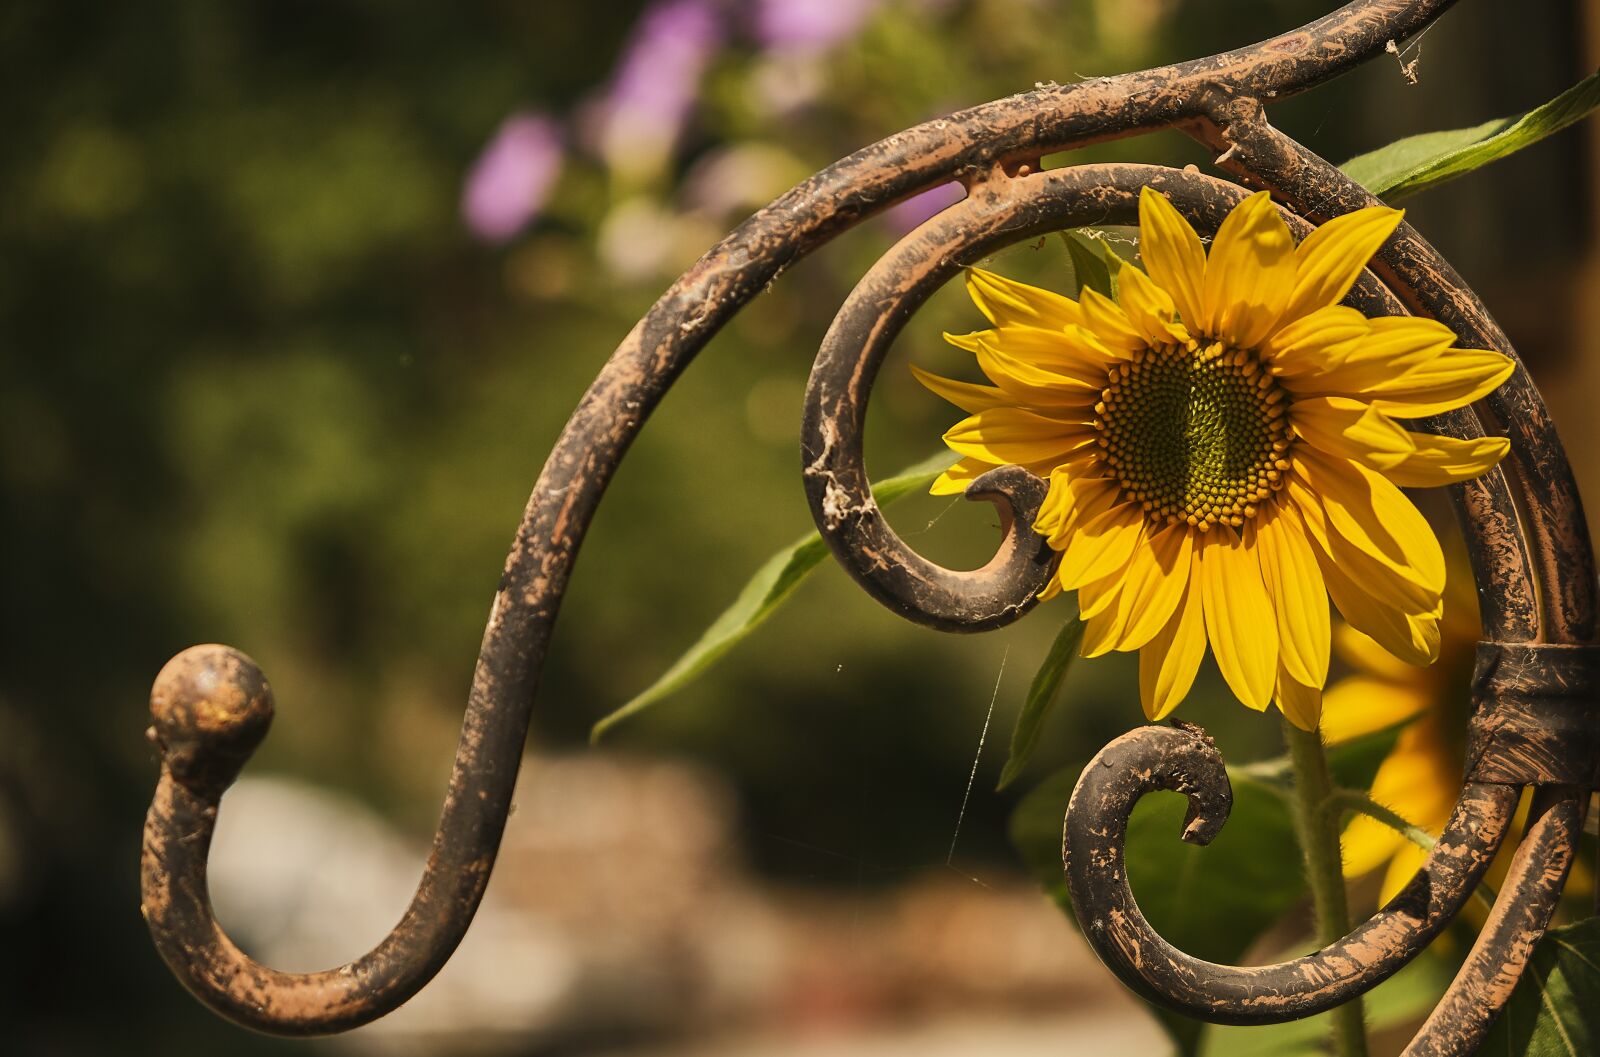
[587,0,725,175]
[752,0,880,51]
[461,112,564,244]
[885,181,966,233]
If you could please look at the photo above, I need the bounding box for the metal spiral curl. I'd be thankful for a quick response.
[140,1,1597,1053]
[1064,726,1520,1023]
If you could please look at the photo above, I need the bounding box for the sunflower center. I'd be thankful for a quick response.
[1094,342,1292,530]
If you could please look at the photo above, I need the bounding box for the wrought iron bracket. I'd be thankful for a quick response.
[1467,643,1600,788]
[140,1,1597,1052]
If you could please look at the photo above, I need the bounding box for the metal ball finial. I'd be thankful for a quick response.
[149,644,274,797]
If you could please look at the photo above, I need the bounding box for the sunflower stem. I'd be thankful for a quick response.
[1282,717,1369,1057]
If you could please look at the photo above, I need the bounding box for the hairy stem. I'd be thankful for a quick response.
[1320,787,1499,914]
[1319,788,1435,851]
[1283,718,1368,1057]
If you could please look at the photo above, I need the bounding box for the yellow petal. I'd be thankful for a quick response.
[1076,566,1125,622]
[1080,552,1146,659]
[1282,206,1404,324]
[1315,547,1441,666]
[1383,431,1510,488]
[1289,479,1436,624]
[1114,263,1190,347]
[1334,620,1418,681]
[1320,675,1430,744]
[1056,501,1144,589]
[1285,314,1504,409]
[1080,605,1124,658]
[1080,521,1192,657]
[1202,191,1296,348]
[1198,524,1278,710]
[1036,470,1118,540]
[930,454,1069,496]
[1139,571,1206,721]
[1061,322,1128,366]
[1293,469,1446,665]
[1262,305,1370,377]
[931,457,990,496]
[1350,315,1455,366]
[1292,448,1445,607]
[972,338,1102,405]
[1376,786,1458,898]
[1274,665,1323,731]
[945,325,1111,384]
[1275,313,1441,395]
[1291,395,1415,471]
[1078,287,1146,354]
[943,407,1094,464]
[965,268,1084,329]
[1367,347,1517,418]
[1116,522,1196,651]
[1137,186,1207,328]
[1257,504,1329,687]
[911,363,1011,413]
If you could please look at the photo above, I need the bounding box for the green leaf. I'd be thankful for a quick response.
[995,616,1084,792]
[1061,230,1124,300]
[1481,918,1600,1056]
[1010,760,1308,1055]
[590,450,954,742]
[1342,70,1600,200]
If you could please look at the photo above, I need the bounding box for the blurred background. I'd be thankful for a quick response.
[2,1,1597,1054]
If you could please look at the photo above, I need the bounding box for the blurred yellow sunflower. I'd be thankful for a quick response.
[917,188,1514,729]
[1328,573,1594,907]
[1323,580,1479,903]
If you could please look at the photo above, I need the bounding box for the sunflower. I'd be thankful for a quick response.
[1322,575,1479,903]
[916,188,1514,729]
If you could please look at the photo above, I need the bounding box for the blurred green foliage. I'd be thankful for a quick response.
[0,0,1589,1053]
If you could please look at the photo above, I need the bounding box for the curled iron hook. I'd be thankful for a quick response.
[1063,723,1520,1024]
